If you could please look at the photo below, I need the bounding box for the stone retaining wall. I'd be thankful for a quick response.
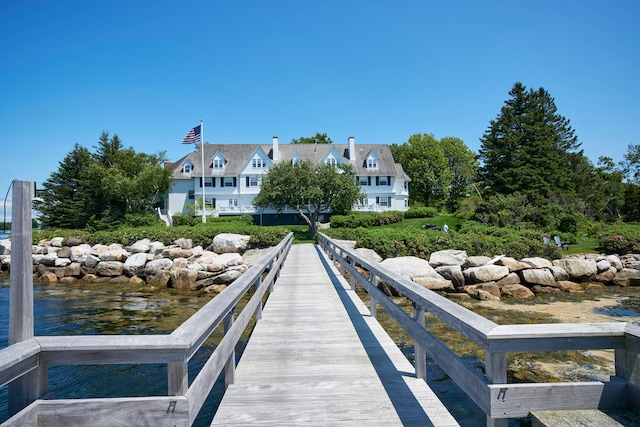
[0,234,264,293]
[353,246,640,300]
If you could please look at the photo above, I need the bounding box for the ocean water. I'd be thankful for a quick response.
[0,276,529,426]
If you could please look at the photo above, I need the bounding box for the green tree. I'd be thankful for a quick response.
[253,161,363,238]
[37,132,174,230]
[391,134,451,207]
[478,82,582,205]
[440,136,479,212]
[621,143,640,184]
[291,132,333,144]
[620,144,640,221]
[36,143,92,229]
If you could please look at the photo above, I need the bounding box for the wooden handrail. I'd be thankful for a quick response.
[317,232,640,426]
[0,232,293,426]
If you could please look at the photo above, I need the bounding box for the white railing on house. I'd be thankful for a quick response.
[317,233,640,427]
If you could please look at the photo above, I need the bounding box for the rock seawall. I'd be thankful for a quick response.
[0,234,263,293]
[350,245,640,300]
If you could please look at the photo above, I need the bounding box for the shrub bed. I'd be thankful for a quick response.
[34,221,289,249]
[324,224,563,260]
[404,207,438,219]
[330,211,404,228]
[597,224,640,254]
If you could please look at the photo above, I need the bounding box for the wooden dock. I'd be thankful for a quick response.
[210,244,459,426]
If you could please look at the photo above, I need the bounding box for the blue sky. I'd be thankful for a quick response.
[1,0,638,219]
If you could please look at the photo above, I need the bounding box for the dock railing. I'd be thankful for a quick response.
[0,184,292,427]
[318,233,640,427]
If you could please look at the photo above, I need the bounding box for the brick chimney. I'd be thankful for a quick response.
[272,136,279,161]
[348,136,355,162]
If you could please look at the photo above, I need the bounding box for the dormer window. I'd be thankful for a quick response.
[292,154,302,165]
[212,158,224,169]
[252,157,266,168]
[367,156,378,169]
[326,155,338,166]
[181,161,193,173]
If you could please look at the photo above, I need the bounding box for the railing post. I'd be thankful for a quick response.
[485,351,508,427]
[349,257,356,291]
[255,277,263,321]
[224,308,236,387]
[369,274,377,319]
[615,346,640,388]
[168,362,188,396]
[414,305,426,381]
[8,180,46,416]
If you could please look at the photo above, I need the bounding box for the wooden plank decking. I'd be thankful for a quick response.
[210,244,459,426]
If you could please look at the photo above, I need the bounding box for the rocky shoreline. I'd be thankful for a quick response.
[348,243,640,300]
[2,234,640,300]
[0,234,266,293]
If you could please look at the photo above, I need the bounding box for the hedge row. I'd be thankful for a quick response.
[34,221,290,249]
[324,224,563,260]
[329,211,405,228]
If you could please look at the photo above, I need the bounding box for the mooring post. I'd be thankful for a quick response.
[8,180,46,415]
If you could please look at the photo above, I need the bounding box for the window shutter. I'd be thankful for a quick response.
[376,196,380,204]
[388,176,391,186]
[199,177,203,187]
[388,197,392,206]
[246,177,250,187]
[212,198,216,209]
[376,176,380,186]
[368,177,371,186]
[233,177,237,187]
[212,178,216,187]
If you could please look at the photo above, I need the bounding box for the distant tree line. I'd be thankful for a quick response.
[391,82,640,231]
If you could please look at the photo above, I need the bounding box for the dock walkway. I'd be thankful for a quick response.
[210,244,459,426]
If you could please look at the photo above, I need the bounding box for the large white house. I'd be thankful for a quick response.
[161,136,410,225]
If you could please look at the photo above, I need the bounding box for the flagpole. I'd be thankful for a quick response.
[200,119,206,223]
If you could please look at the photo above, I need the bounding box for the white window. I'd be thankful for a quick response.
[249,176,259,187]
[326,156,337,166]
[367,156,378,169]
[181,162,192,173]
[253,157,266,168]
[378,176,389,186]
[229,199,238,207]
[359,176,369,186]
[212,158,224,169]
[224,177,235,187]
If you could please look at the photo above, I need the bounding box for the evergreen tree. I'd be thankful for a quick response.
[36,143,92,229]
[478,83,582,205]
[37,132,173,230]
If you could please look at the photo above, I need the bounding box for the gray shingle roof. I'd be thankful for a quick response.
[171,143,406,179]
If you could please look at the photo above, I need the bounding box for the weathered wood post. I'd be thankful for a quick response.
[254,276,263,321]
[8,180,47,415]
[414,305,426,380]
[485,351,508,427]
[369,273,377,319]
[223,308,236,387]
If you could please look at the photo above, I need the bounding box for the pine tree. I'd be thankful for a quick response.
[478,83,582,205]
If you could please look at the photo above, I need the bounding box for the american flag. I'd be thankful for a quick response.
[182,125,202,144]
